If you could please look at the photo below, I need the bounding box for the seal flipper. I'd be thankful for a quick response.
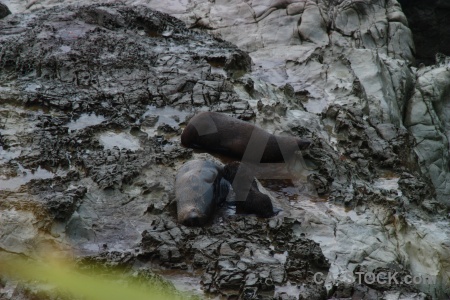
[216,177,230,206]
[223,161,276,217]
[235,180,276,217]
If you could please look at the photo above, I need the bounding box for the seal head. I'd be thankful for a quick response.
[175,160,228,226]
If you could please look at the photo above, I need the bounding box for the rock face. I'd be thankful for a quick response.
[399,0,450,65]
[0,4,250,113]
[0,3,326,299]
[1,1,450,299]
[404,57,450,207]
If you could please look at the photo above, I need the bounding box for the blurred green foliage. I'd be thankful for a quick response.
[0,256,183,300]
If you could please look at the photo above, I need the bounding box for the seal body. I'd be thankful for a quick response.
[175,160,277,226]
[181,112,310,163]
[175,159,228,226]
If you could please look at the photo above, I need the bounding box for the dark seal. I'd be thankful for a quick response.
[175,160,276,226]
[181,111,310,163]
[175,159,228,226]
[0,2,11,19]
[223,161,275,217]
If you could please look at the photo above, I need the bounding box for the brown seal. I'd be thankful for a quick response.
[181,112,310,163]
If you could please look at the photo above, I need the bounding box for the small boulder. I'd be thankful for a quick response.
[0,2,10,19]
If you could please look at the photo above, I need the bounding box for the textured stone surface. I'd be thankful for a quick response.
[1,1,450,299]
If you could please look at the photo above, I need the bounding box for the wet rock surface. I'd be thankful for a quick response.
[140,216,329,298]
[0,1,450,300]
[0,3,325,299]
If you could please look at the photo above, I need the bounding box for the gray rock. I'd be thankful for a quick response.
[376,123,398,141]
[298,2,329,46]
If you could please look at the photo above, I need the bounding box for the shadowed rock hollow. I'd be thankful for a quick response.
[399,0,450,65]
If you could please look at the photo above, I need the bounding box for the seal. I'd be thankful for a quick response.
[175,159,229,226]
[175,160,277,226]
[223,161,275,217]
[181,112,310,163]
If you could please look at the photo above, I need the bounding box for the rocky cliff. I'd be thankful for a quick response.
[1,1,450,299]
